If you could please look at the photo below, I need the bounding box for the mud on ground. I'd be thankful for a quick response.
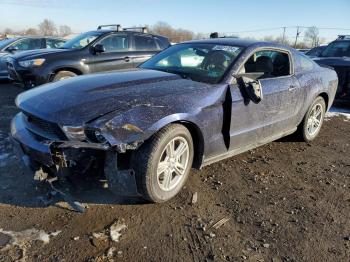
[0,83,349,262]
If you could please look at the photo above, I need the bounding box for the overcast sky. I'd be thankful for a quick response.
[0,0,349,41]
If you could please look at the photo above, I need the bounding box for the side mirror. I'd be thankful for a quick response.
[240,76,263,103]
[93,44,105,54]
[6,46,19,53]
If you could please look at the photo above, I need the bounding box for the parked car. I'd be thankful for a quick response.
[313,35,350,100]
[11,38,337,203]
[0,36,65,80]
[7,25,170,88]
[305,45,327,58]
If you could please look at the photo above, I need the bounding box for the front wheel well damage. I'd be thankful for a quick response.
[114,121,205,171]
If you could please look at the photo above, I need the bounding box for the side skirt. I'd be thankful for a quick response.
[201,127,297,168]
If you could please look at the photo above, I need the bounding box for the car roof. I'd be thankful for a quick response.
[181,37,292,50]
[89,29,165,38]
[3,36,64,40]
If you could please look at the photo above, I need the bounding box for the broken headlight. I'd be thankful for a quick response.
[62,125,86,141]
[85,128,107,143]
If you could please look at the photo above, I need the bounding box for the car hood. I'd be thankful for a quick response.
[11,48,70,60]
[313,56,350,67]
[16,69,211,125]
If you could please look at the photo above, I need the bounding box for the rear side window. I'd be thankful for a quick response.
[134,35,158,51]
[46,39,65,48]
[98,34,129,52]
[155,38,169,49]
[299,54,315,71]
[8,38,42,50]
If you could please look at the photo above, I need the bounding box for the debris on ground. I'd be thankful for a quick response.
[90,219,127,247]
[212,217,230,229]
[191,192,198,205]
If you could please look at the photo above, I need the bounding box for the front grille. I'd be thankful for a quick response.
[6,62,17,80]
[24,112,66,140]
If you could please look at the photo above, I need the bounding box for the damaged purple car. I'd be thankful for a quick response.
[11,38,338,203]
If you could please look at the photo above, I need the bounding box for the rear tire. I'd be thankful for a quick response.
[299,96,326,142]
[133,124,194,203]
[52,71,77,82]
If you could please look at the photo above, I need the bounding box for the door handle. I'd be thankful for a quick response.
[124,56,130,62]
[288,85,297,91]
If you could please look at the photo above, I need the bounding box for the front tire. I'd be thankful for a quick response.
[52,71,77,82]
[300,96,326,142]
[133,124,194,203]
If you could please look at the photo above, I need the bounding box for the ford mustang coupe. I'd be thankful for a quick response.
[11,38,338,203]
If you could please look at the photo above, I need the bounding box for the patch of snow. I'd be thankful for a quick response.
[325,107,350,122]
[0,228,61,246]
[0,228,61,260]
[110,220,127,242]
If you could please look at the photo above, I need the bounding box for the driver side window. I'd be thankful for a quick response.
[98,34,129,52]
[8,38,42,51]
[240,49,291,80]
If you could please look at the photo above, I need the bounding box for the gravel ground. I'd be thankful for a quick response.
[0,83,349,262]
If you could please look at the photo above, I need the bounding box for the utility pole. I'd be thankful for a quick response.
[294,26,300,48]
[282,27,286,44]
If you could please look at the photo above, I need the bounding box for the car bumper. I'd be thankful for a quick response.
[7,60,49,88]
[10,113,140,196]
[11,113,54,168]
[11,112,110,169]
[0,69,9,80]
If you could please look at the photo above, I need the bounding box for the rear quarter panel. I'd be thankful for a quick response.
[293,52,338,125]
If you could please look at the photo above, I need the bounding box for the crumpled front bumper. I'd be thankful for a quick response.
[10,113,109,169]
[10,113,140,197]
[11,113,54,168]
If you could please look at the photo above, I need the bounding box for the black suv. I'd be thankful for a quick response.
[313,35,350,100]
[0,36,65,80]
[7,25,170,88]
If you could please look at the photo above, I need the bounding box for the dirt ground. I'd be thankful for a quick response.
[0,83,349,262]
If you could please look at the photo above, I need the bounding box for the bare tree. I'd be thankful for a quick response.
[25,28,38,35]
[59,25,72,37]
[38,19,57,36]
[4,28,13,35]
[150,21,194,43]
[304,26,319,47]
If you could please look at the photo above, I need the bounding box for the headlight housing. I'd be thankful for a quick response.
[85,128,107,143]
[18,58,45,68]
[62,125,86,141]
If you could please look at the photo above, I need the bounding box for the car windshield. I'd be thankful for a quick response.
[140,43,243,84]
[60,31,102,49]
[321,41,350,57]
[305,46,325,57]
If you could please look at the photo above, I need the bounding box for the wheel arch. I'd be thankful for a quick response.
[318,92,329,110]
[174,120,205,169]
[50,67,83,81]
